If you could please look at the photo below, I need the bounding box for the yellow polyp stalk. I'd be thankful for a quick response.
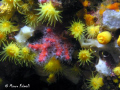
[47,73,56,84]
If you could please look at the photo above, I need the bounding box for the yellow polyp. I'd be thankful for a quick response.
[86,25,100,38]
[88,74,104,90]
[78,49,93,65]
[119,83,120,88]
[97,31,112,44]
[68,20,85,40]
[47,73,56,84]
[117,35,120,46]
[0,18,14,34]
[24,13,39,27]
[6,44,19,57]
[2,0,21,8]
[44,56,62,74]
[37,1,62,26]
[21,47,30,55]
[75,27,79,32]
[113,67,120,76]
[2,22,10,28]
[113,79,118,83]
[0,42,20,62]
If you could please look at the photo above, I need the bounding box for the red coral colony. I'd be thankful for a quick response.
[28,28,73,63]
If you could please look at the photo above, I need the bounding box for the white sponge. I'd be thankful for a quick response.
[95,57,111,76]
[103,10,120,30]
[15,26,34,44]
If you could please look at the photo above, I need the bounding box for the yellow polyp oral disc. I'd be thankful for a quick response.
[97,31,112,44]
[98,36,104,43]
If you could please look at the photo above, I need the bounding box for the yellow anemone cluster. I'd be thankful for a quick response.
[1,0,21,8]
[44,56,62,74]
[0,42,20,63]
[0,42,36,66]
[69,20,85,40]
[18,46,36,67]
[88,74,104,90]
[86,25,100,38]
[37,1,62,27]
[78,49,93,65]
[0,18,18,34]
[24,12,39,28]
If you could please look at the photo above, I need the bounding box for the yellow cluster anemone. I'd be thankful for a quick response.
[117,35,120,46]
[69,20,85,40]
[0,18,17,34]
[24,12,39,28]
[1,0,21,8]
[88,74,104,90]
[44,56,62,74]
[97,31,112,44]
[37,1,62,26]
[113,66,120,76]
[86,25,100,38]
[47,73,56,84]
[19,46,36,67]
[17,3,30,15]
[78,49,93,65]
[0,42,20,63]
